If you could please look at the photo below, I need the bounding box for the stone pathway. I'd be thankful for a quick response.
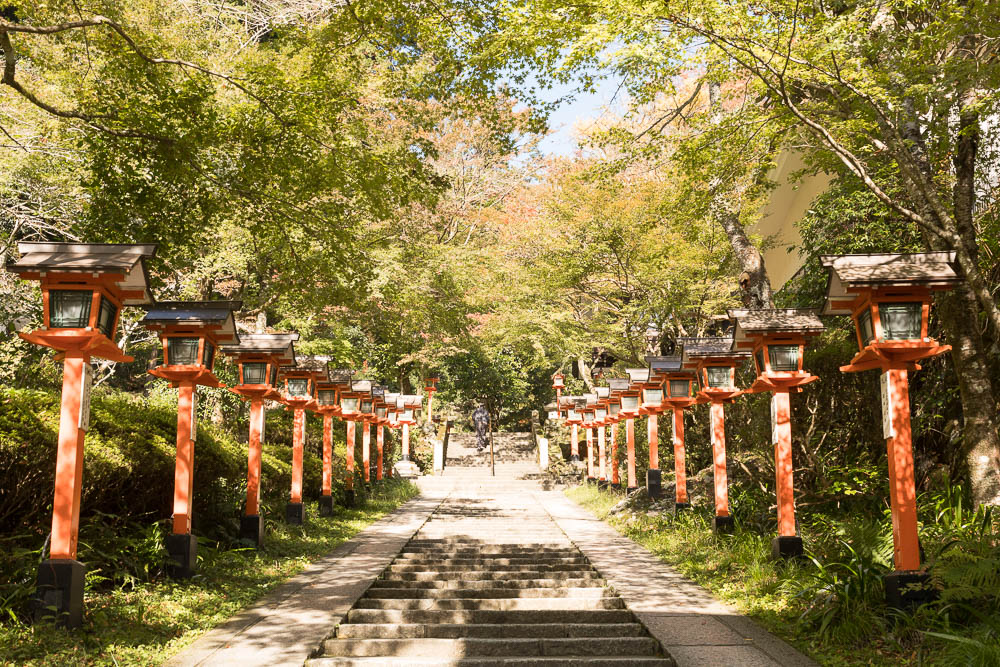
[167,432,817,667]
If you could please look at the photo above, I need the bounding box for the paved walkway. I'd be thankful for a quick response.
[166,433,817,666]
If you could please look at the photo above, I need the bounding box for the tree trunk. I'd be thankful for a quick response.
[708,81,775,309]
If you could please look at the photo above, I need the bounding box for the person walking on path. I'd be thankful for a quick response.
[472,404,490,452]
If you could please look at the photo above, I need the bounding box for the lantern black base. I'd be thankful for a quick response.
[885,571,937,609]
[33,559,84,628]
[672,502,691,515]
[240,514,264,547]
[285,502,305,525]
[586,476,597,485]
[598,479,609,489]
[318,495,335,517]
[344,489,356,508]
[771,536,804,559]
[570,455,580,462]
[401,454,410,461]
[626,486,639,494]
[166,533,198,578]
[712,515,735,534]
[646,469,662,500]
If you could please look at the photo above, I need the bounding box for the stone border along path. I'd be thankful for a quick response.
[166,433,816,667]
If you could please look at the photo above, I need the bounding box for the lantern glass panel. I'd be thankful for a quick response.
[340,397,358,412]
[858,308,875,345]
[642,388,663,405]
[754,347,766,375]
[269,364,278,387]
[768,345,800,372]
[203,341,216,370]
[621,395,639,412]
[669,380,690,398]
[243,362,267,384]
[609,403,620,416]
[568,409,579,421]
[97,297,117,338]
[583,413,594,425]
[706,366,731,388]
[401,409,414,421]
[168,337,200,365]
[361,399,373,414]
[318,389,336,405]
[288,378,310,397]
[595,408,607,420]
[881,302,922,340]
[376,407,387,418]
[50,290,93,328]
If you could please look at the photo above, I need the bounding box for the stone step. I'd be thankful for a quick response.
[319,637,661,658]
[383,571,603,582]
[395,556,590,565]
[308,658,672,667]
[402,547,580,556]
[364,587,610,599]
[371,578,605,590]
[352,597,625,611]
[387,564,591,574]
[335,622,646,639]
[344,608,638,625]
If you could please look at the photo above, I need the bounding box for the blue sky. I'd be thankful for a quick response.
[534,74,627,156]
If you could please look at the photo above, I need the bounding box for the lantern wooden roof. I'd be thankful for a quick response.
[820,252,961,315]
[625,368,650,384]
[582,393,598,407]
[281,358,328,376]
[595,386,610,399]
[606,377,630,394]
[221,332,297,365]
[351,379,373,394]
[544,402,559,412]
[141,301,242,344]
[646,355,683,373]
[679,337,748,359]
[729,309,825,348]
[9,242,157,305]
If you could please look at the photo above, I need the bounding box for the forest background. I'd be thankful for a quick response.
[1,1,999,664]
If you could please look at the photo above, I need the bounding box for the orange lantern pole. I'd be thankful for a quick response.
[614,376,642,494]
[648,357,700,514]
[315,371,347,517]
[225,333,298,543]
[597,425,607,486]
[279,361,323,524]
[143,301,242,575]
[610,420,620,487]
[680,337,749,534]
[362,421,372,484]
[625,417,637,492]
[632,366,666,500]
[425,377,438,423]
[730,309,825,558]
[822,252,960,606]
[345,420,356,503]
[594,390,610,488]
[9,243,157,627]
[376,423,385,480]
[583,406,596,483]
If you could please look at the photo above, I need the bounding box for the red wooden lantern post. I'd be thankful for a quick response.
[8,242,155,627]
[279,361,324,524]
[731,310,825,558]
[373,386,389,481]
[636,365,669,500]
[337,376,365,506]
[143,301,242,576]
[383,391,400,477]
[617,378,642,493]
[648,356,700,514]
[822,253,960,606]
[580,395,597,483]
[552,373,565,417]
[316,368,351,516]
[393,395,423,478]
[680,337,749,534]
[222,333,298,542]
[563,397,585,464]
[607,399,622,488]
[594,387,611,488]
[425,377,439,423]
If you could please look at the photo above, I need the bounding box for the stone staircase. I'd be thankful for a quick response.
[310,535,671,666]
[308,444,672,666]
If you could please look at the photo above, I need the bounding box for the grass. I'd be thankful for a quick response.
[0,479,419,666]
[565,483,952,666]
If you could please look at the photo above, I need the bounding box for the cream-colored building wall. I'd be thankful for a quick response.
[753,151,833,290]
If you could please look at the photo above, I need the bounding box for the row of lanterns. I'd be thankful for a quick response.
[7,242,429,628]
[546,252,962,608]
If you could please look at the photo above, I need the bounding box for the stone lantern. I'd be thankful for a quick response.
[8,242,155,627]
[647,355,701,514]
[730,309,825,558]
[279,359,325,524]
[680,337,749,533]
[142,301,241,576]
[222,332,298,542]
[822,252,961,606]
